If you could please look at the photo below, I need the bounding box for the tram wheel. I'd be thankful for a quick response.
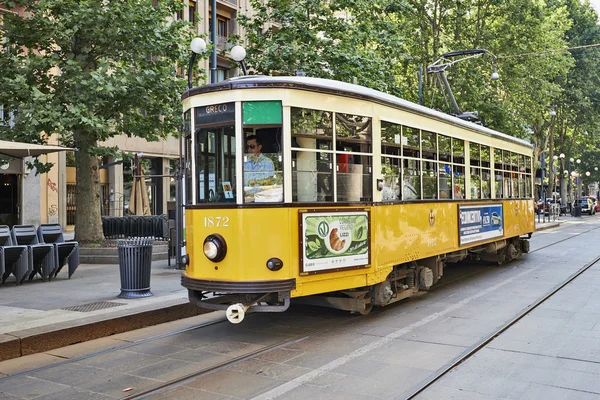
[352,303,373,316]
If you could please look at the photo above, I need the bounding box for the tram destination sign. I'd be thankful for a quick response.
[458,204,504,246]
[300,210,370,273]
[195,102,235,126]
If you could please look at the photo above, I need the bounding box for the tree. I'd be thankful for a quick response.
[239,0,412,96]
[0,0,196,242]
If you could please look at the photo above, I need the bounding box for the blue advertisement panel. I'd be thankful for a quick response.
[458,204,504,246]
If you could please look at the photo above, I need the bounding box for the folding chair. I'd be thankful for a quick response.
[12,225,55,281]
[37,224,80,279]
[0,225,29,285]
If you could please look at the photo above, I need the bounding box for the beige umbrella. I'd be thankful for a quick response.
[129,156,151,216]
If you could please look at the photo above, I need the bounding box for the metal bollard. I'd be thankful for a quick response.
[117,237,154,299]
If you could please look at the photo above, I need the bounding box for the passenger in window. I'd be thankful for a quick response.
[244,135,274,185]
[454,184,464,199]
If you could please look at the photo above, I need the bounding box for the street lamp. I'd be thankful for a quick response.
[230,45,248,76]
[188,38,207,89]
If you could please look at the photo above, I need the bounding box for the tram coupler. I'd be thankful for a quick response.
[188,290,291,321]
[225,292,274,323]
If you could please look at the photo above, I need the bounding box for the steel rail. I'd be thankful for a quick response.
[401,247,600,399]
[124,317,353,399]
[0,315,229,384]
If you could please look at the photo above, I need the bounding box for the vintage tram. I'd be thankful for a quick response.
[180,76,534,323]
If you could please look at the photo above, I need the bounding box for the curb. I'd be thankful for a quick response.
[0,300,211,362]
[535,221,562,232]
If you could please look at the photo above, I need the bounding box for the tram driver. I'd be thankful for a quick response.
[244,135,274,185]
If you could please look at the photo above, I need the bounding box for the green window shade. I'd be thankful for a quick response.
[243,101,283,125]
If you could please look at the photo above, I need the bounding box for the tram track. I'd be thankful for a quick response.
[123,316,354,399]
[401,225,600,399]
[0,220,594,399]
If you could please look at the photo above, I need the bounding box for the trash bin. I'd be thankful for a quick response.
[574,205,582,217]
[117,237,154,299]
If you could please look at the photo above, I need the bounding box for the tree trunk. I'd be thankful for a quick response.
[74,131,104,242]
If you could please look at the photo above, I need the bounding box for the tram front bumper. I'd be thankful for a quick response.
[182,274,295,313]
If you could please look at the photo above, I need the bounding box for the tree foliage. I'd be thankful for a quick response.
[0,0,197,242]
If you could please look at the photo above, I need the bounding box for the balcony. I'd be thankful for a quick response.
[217,0,237,8]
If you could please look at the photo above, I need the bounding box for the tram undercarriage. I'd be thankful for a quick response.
[187,236,530,322]
[299,236,530,315]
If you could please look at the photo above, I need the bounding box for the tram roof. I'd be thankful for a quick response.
[185,75,532,150]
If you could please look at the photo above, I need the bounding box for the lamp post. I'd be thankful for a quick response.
[559,153,566,204]
[573,159,582,217]
[596,167,599,198]
[552,154,558,199]
[569,157,574,208]
[176,38,207,270]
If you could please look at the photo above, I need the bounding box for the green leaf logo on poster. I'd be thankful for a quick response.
[317,221,329,238]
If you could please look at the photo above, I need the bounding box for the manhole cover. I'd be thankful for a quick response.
[62,301,125,312]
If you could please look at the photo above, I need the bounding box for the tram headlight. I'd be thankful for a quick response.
[203,234,227,262]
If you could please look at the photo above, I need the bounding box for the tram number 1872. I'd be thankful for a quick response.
[204,216,230,228]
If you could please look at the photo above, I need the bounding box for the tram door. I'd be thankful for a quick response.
[196,125,236,203]
[0,174,19,227]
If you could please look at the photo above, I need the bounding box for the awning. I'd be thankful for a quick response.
[0,140,74,158]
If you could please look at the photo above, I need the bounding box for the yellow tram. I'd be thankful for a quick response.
[180,76,534,323]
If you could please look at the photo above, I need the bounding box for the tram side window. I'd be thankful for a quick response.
[381,121,402,201]
[403,127,420,158]
[518,154,526,197]
[291,107,333,202]
[243,128,283,203]
[438,135,452,199]
[470,143,481,199]
[481,145,491,199]
[525,155,532,197]
[336,113,372,202]
[422,131,437,199]
[452,138,465,164]
[510,152,519,197]
[423,160,438,199]
[403,158,421,200]
[453,165,465,199]
[494,149,503,198]
[502,150,513,198]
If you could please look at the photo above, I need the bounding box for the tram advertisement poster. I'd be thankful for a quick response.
[458,204,504,246]
[301,210,370,273]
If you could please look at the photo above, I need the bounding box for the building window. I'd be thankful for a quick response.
[218,17,228,37]
[217,68,227,82]
[189,1,196,24]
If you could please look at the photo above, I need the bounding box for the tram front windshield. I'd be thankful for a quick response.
[193,101,283,204]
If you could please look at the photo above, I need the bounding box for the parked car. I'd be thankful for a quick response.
[582,196,600,214]
[573,198,595,215]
